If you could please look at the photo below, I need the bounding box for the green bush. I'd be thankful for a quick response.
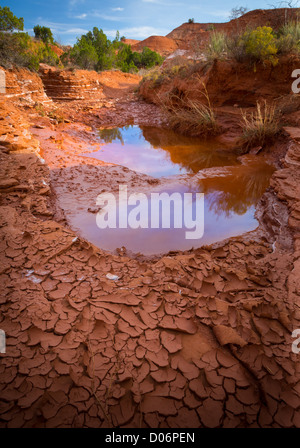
[132,47,163,69]
[63,28,163,73]
[62,36,98,69]
[37,44,59,66]
[0,31,59,71]
[116,43,137,72]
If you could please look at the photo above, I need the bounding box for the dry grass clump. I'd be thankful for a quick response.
[161,86,219,137]
[139,57,201,88]
[205,31,227,61]
[277,21,300,55]
[240,101,280,149]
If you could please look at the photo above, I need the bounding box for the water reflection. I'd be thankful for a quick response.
[74,125,276,255]
[140,126,239,173]
[197,160,275,217]
[86,125,239,178]
[98,128,125,145]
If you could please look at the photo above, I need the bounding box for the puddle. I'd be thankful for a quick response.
[66,125,276,255]
[82,125,239,177]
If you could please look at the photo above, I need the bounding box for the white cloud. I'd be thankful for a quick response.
[35,20,88,36]
[63,27,89,34]
[74,13,87,19]
[112,7,124,11]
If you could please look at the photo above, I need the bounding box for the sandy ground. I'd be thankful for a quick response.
[0,69,300,428]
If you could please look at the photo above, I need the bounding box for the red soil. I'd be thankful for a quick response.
[131,36,178,57]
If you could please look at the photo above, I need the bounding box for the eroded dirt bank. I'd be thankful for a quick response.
[0,65,300,428]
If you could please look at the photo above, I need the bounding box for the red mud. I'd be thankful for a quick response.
[0,59,300,428]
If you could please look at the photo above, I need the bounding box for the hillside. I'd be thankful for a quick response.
[135,8,300,55]
[131,35,179,57]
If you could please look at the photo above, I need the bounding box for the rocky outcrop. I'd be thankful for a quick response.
[0,66,51,105]
[38,66,141,103]
[121,38,140,47]
[39,65,106,102]
[131,36,178,57]
[139,56,300,108]
[0,100,40,155]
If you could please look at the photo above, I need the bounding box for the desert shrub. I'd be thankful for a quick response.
[34,102,46,117]
[36,43,60,66]
[226,32,248,62]
[0,29,60,71]
[0,32,39,70]
[240,101,280,149]
[206,24,215,31]
[277,21,300,54]
[142,66,165,86]
[205,31,227,60]
[161,85,219,137]
[243,26,278,66]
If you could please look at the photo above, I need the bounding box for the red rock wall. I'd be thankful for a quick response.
[0,66,51,105]
[39,65,106,102]
[139,56,300,108]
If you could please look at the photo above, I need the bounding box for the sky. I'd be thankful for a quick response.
[3,0,276,45]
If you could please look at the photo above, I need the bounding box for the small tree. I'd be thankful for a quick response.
[188,18,195,24]
[229,6,248,20]
[65,36,98,69]
[33,25,54,44]
[0,6,24,31]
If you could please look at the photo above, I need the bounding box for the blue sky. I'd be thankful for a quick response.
[4,0,272,45]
